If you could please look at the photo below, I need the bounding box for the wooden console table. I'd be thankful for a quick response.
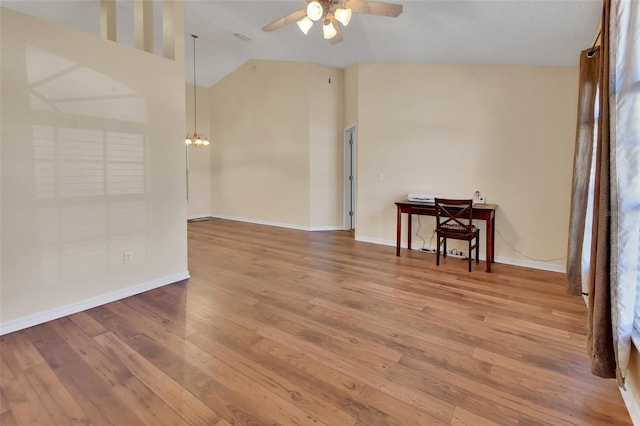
[395,200,497,272]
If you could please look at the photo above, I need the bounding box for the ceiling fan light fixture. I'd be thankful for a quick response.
[297,16,314,34]
[322,20,337,39]
[334,8,352,26]
[306,1,323,21]
[262,0,403,43]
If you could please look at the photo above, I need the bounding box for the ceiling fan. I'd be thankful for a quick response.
[262,0,403,44]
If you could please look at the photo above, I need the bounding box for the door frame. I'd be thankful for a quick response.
[343,124,357,231]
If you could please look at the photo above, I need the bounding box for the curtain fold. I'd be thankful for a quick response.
[572,0,639,382]
[586,0,616,380]
[567,47,600,296]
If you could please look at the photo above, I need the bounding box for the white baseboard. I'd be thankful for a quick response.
[210,214,342,232]
[309,225,345,231]
[0,271,190,336]
[493,255,565,273]
[354,235,565,273]
[187,213,212,220]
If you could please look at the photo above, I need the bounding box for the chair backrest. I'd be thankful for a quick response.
[435,198,474,232]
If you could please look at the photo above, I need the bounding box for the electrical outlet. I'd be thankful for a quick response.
[445,249,467,259]
[123,251,133,264]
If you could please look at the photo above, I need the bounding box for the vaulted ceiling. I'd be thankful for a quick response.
[3,0,601,87]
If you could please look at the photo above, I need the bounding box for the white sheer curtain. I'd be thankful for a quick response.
[581,88,599,295]
[611,0,640,380]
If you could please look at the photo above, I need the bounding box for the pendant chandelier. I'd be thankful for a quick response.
[185,34,209,147]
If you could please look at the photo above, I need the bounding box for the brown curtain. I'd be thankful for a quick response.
[567,0,616,378]
[587,0,616,379]
[566,47,600,296]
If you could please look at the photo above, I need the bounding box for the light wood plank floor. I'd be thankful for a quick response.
[0,218,632,425]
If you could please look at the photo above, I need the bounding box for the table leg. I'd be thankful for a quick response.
[491,216,496,262]
[396,207,401,256]
[486,217,493,272]
[407,213,412,251]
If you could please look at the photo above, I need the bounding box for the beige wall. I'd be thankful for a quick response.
[344,63,359,128]
[209,59,343,230]
[309,64,344,228]
[354,63,578,270]
[185,83,211,219]
[0,8,188,330]
[207,60,577,268]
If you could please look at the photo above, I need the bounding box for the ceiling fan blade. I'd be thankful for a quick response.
[262,8,307,32]
[346,0,403,17]
[329,16,343,44]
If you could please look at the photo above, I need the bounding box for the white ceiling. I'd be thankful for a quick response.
[3,0,601,87]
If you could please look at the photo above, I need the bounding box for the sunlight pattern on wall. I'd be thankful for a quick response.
[59,128,105,198]
[106,132,145,195]
[33,126,146,199]
[27,48,149,280]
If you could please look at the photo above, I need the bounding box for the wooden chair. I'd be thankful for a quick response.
[435,198,480,272]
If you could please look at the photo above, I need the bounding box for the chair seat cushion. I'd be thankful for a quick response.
[441,223,477,233]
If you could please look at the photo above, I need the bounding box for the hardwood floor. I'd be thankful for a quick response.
[0,218,632,425]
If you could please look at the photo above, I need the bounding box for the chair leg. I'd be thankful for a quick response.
[468,240,472,272]
[476,233,480,264]
[436,235,440,266]
[443,239,447,258]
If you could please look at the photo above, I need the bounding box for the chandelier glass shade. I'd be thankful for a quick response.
[297,16,314,34]
[322,20,337,39]
[185,34,209,147]
[334,7,352,26]
[306,1,324,21]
